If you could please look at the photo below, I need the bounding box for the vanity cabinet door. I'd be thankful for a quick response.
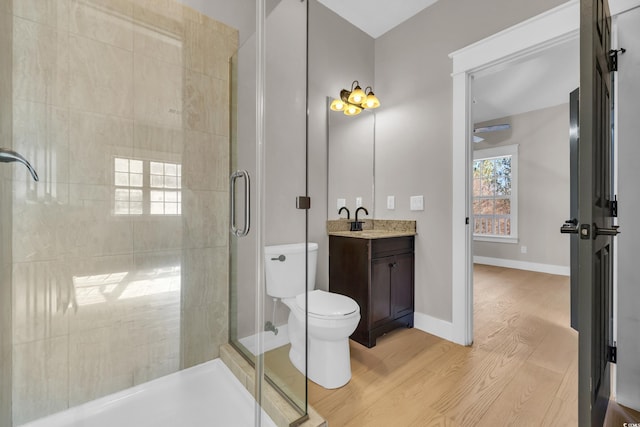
[371,256,393,328]
[391,252,414,319]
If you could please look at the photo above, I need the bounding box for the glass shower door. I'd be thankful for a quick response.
[229,0,310,423]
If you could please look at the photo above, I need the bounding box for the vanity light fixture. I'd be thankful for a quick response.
[330,80,380,116]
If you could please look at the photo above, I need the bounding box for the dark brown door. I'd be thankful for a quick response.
[391,253,414,319]
[578,0,617,424]
[371,257,393,327]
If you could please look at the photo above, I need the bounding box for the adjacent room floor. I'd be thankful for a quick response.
[309,265,640,426]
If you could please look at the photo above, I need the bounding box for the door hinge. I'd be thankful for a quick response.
[608,345,617,364]
[296,196,310,210]
[609,195,618,217]
[465,217,469,225]
[608,48,626,72]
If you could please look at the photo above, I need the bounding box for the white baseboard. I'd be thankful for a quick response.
[474,256,570,276]
[414,312,454,342]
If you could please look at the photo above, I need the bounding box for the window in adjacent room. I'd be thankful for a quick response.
[472,144,518,243]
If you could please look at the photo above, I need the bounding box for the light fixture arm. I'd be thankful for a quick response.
[339,89,350,103]
[350,80,360,91]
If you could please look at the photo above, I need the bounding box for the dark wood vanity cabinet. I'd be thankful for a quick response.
[329,235,415,348]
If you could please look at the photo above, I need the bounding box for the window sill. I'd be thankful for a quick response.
[473,235,518,244]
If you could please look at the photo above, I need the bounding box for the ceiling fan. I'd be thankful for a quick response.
[473,123,511,143]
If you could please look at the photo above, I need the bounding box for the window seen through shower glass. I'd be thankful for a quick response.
[114,157,182,216]
[150,161,182,215]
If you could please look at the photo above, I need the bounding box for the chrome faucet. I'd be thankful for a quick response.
[0,148,39,181]
[350,207,369,231]
[338,206,350,219]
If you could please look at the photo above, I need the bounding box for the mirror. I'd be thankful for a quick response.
[326,97,375,219]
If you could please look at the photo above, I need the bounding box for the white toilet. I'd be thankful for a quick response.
[264,242,360,389]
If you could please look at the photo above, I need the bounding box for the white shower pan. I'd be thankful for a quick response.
[19,359,275,427]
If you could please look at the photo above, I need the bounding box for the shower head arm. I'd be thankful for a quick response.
[0,148,39,181]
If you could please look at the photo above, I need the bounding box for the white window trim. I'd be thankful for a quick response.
[472,144,518,243]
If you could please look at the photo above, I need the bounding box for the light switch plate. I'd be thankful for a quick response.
[410,195,424,211]
[387,195,395,210]
[356,197,362,208]
[337,198,346,210]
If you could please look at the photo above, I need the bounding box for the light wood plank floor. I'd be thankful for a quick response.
[309,265,640,426]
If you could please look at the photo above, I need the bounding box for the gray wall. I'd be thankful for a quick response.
[616,5,640,412]
[308,0,374,290]
[177,0,252,45]
[373,0,566,322]
[177,0,281,46]
[473,104,570,269]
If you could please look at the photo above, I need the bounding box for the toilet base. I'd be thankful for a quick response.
[289,336,352,389]
[286,312,354,389]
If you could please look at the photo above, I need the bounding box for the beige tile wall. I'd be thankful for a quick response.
[10,0,237,424]
[1,2,13,426]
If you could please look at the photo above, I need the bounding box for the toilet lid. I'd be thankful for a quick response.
[295,290,358,317]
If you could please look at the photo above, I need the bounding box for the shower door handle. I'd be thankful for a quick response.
[230,170,250,237]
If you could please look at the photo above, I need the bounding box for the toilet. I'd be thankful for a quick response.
[264,242,360,389]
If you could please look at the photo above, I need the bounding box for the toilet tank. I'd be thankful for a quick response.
[264,243,318,298]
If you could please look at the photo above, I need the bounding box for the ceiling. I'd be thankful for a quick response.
[317,0,579,123]
[317,0,439,38]
[472,37,579,123]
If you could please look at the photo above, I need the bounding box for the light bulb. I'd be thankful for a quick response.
[330,98,345,111]
[348,85,366,105]
[362,92,380,109]
[344,104,362,116]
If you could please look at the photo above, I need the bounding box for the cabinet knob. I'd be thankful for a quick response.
[388,262,397,268]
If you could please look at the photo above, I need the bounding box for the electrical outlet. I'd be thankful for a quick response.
[337,198,346,210]
[410,195,424,211]
[521,246,527,254]
[387,195,395,210]
[356,197,362,208]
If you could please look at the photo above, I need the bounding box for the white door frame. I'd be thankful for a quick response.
[448,0,640,346]
[449,0,580,346]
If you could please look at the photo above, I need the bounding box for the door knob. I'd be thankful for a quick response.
[560,218,579,234]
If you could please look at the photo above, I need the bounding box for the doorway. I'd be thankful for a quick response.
[449,0,580,346]
[469,37,576,344]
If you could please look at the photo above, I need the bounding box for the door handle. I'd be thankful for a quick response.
[230,170,250,237]
[0,148,39,181]
[560,218,579,234]
[594,224,620,236]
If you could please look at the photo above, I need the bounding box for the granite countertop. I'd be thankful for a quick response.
[328,229,416,239]
[327,219,417,239]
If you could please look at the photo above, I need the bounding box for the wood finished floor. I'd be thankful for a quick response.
[309,264,640,426]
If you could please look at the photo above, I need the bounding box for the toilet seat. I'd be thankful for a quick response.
[295,290,359,319]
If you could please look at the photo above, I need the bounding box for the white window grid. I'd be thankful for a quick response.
[114,158,182,216]
[472,144,518,242]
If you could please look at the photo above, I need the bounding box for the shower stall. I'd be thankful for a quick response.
[0,0,310,426]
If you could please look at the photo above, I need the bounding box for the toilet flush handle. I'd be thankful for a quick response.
[271,255,286,262]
